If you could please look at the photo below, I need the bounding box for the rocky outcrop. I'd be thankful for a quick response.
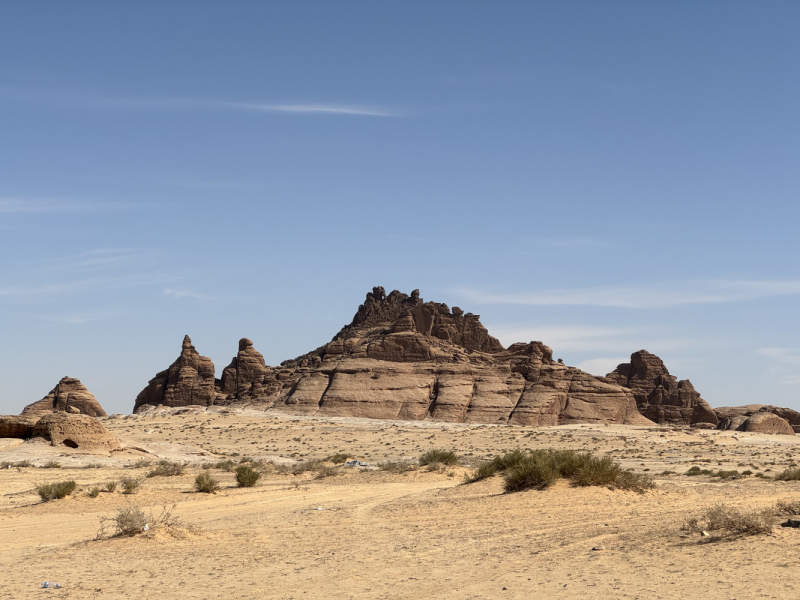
[604,350,717,426]
[141,287,652,427]
[134,335,217,412]
[716,405,800,434]
[0,415,36,438]
[741,412,795,435]
[20,377,107,419]
[31,413,122,451]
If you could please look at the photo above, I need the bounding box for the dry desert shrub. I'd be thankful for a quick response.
[291,459,324,475]
[234,465,261,487]
[105,481,117,493]
[326,452,353,464]
[130,459,152,469]
[36,480,77,502]
[683,504,775,537]
[313,466,338,480]
[120,476,141,495]
[775,499,800,515]
[775,467,800,481]
[419,449,458,467]
[98,504,181,538]
[41,460,62,469]
[1,460,32,469]
[146,460,185,478]
[465,449,654,493]
[378,460,416,474]
[88,486,101,498]
[195,471,220,493]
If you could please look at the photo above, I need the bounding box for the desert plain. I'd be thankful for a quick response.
[2,410,800,599]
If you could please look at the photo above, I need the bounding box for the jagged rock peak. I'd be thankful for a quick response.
[220,338,268,399]
[20,377,107,419]
[334,286,504,354]
[606,350,717,426]
[134,335,217,412]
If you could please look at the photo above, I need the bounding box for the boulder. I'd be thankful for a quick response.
[716,405,800,433]
[183,287,652,427]
[134,335,217,412]
[605,350,717,426]
[31,413,122,451]
[741,412,795,436]
[21,377,107,419]
[0,415,36,438]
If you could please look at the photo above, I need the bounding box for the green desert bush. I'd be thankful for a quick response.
[234,465,261,487]
[146,460,185,478]
[684,504,775,537]
[419,449,458,467]
[465,449,653,493]
[195,471,221,493]
[685,466,714,476]
[36,480,77,502]
[120,476,141,495]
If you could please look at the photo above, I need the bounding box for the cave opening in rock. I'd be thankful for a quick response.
[62,439,79,448]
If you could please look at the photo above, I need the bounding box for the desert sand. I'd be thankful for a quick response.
[2,411,800,599]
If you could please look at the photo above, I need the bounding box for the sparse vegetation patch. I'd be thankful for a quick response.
[36,480,77,502]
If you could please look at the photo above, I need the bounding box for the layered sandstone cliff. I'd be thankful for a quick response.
[134,287,652,426]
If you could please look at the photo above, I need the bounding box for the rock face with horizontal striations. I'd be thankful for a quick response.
[133,335,217,412]
[147,287,652,426]
[21,377,108,419]
[0,415,36,438]
[604,350,717,426]
[716,405,799,434]
[31,412,122,452]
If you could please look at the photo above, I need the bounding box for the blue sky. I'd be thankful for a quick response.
[2,2,799,414]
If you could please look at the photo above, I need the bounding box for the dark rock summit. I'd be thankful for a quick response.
[133,335,217,412]
[604,350,718,426]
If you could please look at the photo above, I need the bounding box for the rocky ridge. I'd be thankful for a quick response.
[135,287,650,426]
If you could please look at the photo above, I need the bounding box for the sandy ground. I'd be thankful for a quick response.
[3,411,800,599]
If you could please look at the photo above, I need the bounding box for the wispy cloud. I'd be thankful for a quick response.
[756,348,800,366]
[0,88,401,118]
[37,309,126,324]
[0,274,175,299]
[486,323,695,354]
[0,197,132,213]
[163,288,214,301]
[460,279,800,309]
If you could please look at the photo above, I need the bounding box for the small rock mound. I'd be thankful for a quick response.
[31,413,122,452]
[21,377,108,419]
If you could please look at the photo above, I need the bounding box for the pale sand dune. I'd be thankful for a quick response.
[2,411,800,598]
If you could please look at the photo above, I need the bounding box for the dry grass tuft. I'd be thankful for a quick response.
[97,504,182,538]
[146,460,185,478]
[120,476,141,495]
[419,449,458,467]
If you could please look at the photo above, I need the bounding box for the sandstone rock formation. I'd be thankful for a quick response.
[716,405,800,434]
[740,412,795,435]
[20,377,107,419]
[134,335,217,412]
[604,351,717,426]
[0,415,36,438]
[31,413,122,451]
[136,287,652,427]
